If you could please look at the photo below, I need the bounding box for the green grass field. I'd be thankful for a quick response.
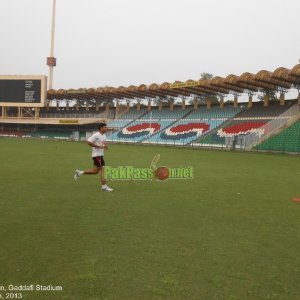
[1,138,300,300]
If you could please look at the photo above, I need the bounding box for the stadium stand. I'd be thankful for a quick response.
[193,102,295,148]
[185,106,242,120]
[39,107,115,119]
[144,106,243,145]
[107,119,132,129]
[146,120,222,145]
[29,130,72,140]
[139,107,192,120]
[116,108,148,119]
[255,120,300,153]
[2,102,298,150]
[0,130,26,137]
[2,63,300,153]
[109,120,173,143]
[106,105,243,144]
[106,108,148,129]
[233,101,295,119]
[107,107,193,142]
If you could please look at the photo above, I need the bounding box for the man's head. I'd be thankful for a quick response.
[98,122,107,134]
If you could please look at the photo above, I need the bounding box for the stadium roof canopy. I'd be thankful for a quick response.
[47,64,300,102]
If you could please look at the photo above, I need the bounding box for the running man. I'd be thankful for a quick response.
[74,123,113,192]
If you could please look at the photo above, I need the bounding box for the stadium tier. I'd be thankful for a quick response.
[40,107,115,119]
[108,120,175,143]
[107,119,133,129]
[193,102,296,148]
[0,130,26,138]
[195,119,270,148]
[106,108,148,129]
[0,129,76,140]
[145,120,224,145]
[0,122,94,140]
[106,107,193,142]
[147,106,244,145]
[232,101,295,119]
[106,105,243,144]
[28,130,74,140]
[255,120,300,153]
[139,107,192,120]
[116,108,148,120]
[1,101,299,153]
[184,106,242,120]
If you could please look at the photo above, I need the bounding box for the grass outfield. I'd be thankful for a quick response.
[0,138,300,300]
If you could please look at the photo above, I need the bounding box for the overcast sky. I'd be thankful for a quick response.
[0,0,299,90]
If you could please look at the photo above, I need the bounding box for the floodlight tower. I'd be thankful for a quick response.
[47,0,57,89]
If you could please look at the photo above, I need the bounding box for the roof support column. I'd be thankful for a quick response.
[116,100,119,115]
[105,102,110,114]
[248,94,253,108]
[35,108,40,119]
[158,100,163,111]
[263,94,269,107]
[207,98,211,109]
[182,98,186,110]
[298,91,300,105]
[2,107,7,118]
[219,97,224,109]
[278,88,286,106]
[148,100,151,111]
[136,102,141,111]
[193,99,198,110]
[279,93,285,106]
[234,95,238,108]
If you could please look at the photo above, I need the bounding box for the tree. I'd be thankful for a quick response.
[200,72,214,80]
[258,90,279,102]
[152,96,169,106]
[200,73,218,104]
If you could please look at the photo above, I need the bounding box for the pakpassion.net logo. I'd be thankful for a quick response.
[103,154,193,181]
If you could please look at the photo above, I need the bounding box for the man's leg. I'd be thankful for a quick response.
[83,167,100,175]
[74,167,99,180]
[75,157,101,180]
[100,167,113,192]
[100,167,106,185]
